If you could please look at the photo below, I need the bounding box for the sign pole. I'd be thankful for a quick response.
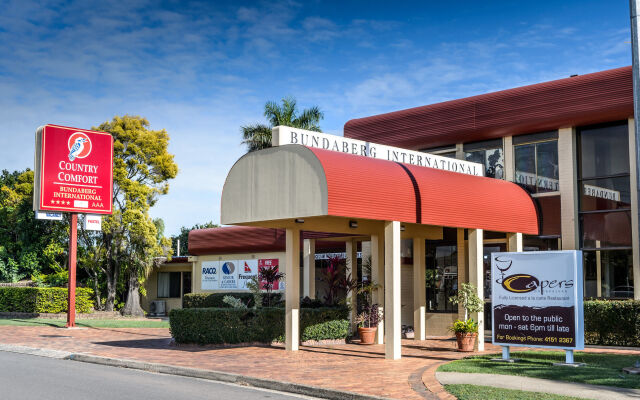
[66,213,77,328]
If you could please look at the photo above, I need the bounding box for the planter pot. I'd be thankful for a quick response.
[358,327,377,345]
[455,332,477,352]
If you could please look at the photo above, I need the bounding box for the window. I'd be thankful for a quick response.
[158,272,181,298]
[425,229,458,312]
[514,138,559,193]
[464,139,504,179]
[577,121,632,298]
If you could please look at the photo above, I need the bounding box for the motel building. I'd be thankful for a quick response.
[143,66,637,360]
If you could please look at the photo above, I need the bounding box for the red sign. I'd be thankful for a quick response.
[258,258,280,290]
[35,124,114,214]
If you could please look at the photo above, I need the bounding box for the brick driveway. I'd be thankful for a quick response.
[0,325,503,399]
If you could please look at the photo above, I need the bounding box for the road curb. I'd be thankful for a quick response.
[0,343,72,359]
[67,353,391,400]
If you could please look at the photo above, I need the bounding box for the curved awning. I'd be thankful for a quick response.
[221,145,539,234]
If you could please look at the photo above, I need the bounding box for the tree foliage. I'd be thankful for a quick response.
[241,96,324,152]
[0,169,67,282]
[80,115,178,315]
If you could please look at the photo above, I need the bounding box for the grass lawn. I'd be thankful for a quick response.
[444,384,585,400]
[0,318,169,328]
[438,350,640,389]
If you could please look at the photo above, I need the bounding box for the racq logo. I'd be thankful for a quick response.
[67,132,92,161]
[494,256,574,295]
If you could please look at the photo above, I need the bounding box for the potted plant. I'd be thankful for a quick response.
[355,304,382,344]
[354,257,382,344]
[448,283,484,352]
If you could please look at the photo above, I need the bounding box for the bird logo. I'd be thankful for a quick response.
[67,132,92,161]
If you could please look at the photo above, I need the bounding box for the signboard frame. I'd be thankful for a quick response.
[34,124,114,215]
[491,250,584,351]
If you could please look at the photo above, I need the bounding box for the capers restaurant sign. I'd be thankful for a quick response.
[491,251,584,350]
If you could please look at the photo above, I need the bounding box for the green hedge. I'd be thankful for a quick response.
[584,300,640,346]
[169,306,349,344]
[183,292,256,308]
[0,287,94,313]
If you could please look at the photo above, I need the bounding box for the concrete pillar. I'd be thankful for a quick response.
[385,221,402,359]
[468,228,484,351]
[413,237,426,341]
[285,228,300,351]
[303,239,316,299]
[506,233,523,252]
[371,234,385,344]
[456,229,467,323]
[346,239,358,334]
[558,127,579,250]
[503,136,514,182]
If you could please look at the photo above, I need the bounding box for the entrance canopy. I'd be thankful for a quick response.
[221,145,538,235]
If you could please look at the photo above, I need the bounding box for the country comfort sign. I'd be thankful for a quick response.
[491,251,584,350]
[34,124,114,214]
[272,126,484,176]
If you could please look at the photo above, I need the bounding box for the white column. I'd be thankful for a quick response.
[468,228,484,351]
[506,232,523,252]
[346,239,358,334]
[413,237,426,341]
[385,221,402,359]
[285,228,300,351]
[558,127,579,250]
[303,239,316,299]
[371,234,385,344]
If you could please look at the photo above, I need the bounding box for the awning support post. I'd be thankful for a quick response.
[507,232,523,252]
[413,237,426,340]
[385,221,402,359]
[286,228,301,351]
[303,239,316,299]
[346,238,358,334]
[468,228,484,351]
[371,234,385,344]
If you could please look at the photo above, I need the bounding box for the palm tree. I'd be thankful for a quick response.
[241,96,324,152]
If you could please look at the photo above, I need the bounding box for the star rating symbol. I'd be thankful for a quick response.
[66,201,70,205]
[55,200,60,204]
[51,200,54,204]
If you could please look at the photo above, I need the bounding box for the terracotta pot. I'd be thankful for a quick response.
[455,332,477,352]
[358,327,377,345]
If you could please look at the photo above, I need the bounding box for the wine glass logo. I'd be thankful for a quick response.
[494,256,512,284]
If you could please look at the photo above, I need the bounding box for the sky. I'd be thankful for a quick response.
[0,0,633,236]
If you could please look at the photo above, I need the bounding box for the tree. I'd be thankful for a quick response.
[0,169,67,282]
[171,221,218,256]
[241,96,324,152]
[84,116,178,315]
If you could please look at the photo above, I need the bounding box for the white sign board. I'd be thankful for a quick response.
[237,259,258,290]
[83,214,102,231]
[491,251,584,350]
[201,261,219,290]
[35,211,63,220]
[272,126,484,176]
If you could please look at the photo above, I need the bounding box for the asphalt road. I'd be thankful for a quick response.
[0,351,314,400]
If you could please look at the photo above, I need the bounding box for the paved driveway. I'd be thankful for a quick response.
[0,326,499,399]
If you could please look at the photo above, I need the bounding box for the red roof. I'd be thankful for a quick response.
[344,66,632,149]
[188,226,354,256]
[307,147,539,234]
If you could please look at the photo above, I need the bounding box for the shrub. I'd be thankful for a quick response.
[183,292,256,308]
[170,306,349,345]
[584,300,640,346]
[301,320,350,342]
[0,287,94,313]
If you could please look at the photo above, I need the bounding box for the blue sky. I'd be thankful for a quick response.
[0,0,632,236]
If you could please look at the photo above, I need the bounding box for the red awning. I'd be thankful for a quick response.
[221,145,539,235]
[308,147,538,234]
